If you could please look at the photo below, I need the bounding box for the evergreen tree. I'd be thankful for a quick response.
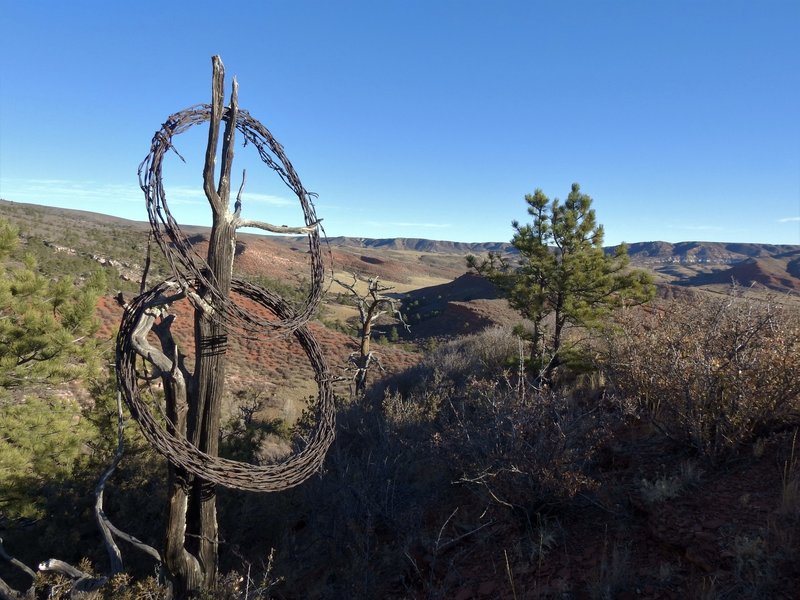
[0,217,105,390]
[468,183,653,382]
[0,217,107,527]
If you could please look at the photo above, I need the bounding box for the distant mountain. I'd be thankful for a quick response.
[324,236,515,255]
[2,199,799,291]
[680,254,800,292]
[620,242,800,292]
[623,241,800,265]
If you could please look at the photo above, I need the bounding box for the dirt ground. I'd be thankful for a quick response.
[429,427,800,600]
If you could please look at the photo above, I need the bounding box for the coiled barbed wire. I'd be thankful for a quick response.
[138,104,325,336]
[117,97,335,492]
[116,279,335,492]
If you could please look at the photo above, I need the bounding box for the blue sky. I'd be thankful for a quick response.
[1,1,798,245]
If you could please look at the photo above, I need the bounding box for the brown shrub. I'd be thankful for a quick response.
[386,326,608,515]
[601,288,800,461]
[435,381,607,516]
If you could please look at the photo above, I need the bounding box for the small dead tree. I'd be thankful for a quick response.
[334,274,409,396]
[115,56,335,598]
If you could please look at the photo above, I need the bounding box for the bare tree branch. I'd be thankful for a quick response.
[203,56,225,210]
[234,169,246,217]
[0,576,28,600]
[234,218,322,235]
[38,559,107,592]
[103,521,162,564]
[92,391,164,571]
[93,391,125,575]
[120,55,337,596]
[139,233,153,295]
[0,538,36,580]
[216,77,238,204]
[333,273,410,395]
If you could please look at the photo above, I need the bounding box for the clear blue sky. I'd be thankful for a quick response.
[1,0,798,245]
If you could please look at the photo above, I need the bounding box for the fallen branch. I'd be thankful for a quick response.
[38,559,107,592]
[0,537,35,600]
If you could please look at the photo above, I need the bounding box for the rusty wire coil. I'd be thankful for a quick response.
[116,100,335,492]
[138,104,324,335]
[116,278,335,492]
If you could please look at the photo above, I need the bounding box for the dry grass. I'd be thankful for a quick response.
[330,270,453,295]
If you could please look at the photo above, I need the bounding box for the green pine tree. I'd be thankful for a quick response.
[0,217,108,520]
[468,183,654,382]
[0,218,105,390]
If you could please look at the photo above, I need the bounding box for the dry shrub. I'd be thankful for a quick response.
[602,288,800,461]
[437,381,607,516]
[392,326,607,516]
[227,391,455,599]
[382,325,521,397]
[31,568,278,600]
[260,326,607,597]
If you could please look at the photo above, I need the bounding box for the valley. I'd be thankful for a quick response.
[2,198,800,598]
[3,197,799,416]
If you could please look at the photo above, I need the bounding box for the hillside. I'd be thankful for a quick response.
[622,242,800,292]
[624,241,800,263]
[4,197,793,423]
[3,198,799,359]
[679,254,800,291]
[325,235,516,255]
[3,199,800,599]
[4,199,799,289]
[2,198,799,342]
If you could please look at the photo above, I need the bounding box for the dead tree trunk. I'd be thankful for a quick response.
[188,59,237,589]
[334,275,409,396]
[118,55,336,599]
[161,57,242,594]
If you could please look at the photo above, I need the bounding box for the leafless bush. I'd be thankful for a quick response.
[386,326,607,517]
[438,381,606,516]
[198,325,611,598]
[220,391,455,599]
[254,326,605,597]
[601,288,800,461]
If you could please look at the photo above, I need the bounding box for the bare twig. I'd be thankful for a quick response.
[504,549,518,600]
[0,538,36,580]
[436,520,495,553]
[434,507,459,554]
[93,391,125,574]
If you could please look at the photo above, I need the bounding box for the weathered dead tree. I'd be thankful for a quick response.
[334,274,409,396]
[116,56,335,598]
